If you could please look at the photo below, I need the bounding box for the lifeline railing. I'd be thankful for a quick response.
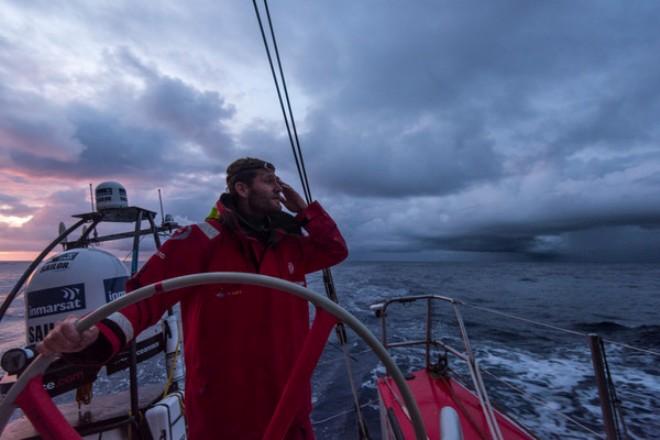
[370,294,635,440]
[462,301,633,440]
[0,206,179,439]
[371,295,504,440]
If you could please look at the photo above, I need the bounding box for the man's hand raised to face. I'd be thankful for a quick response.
[278,179,307,214]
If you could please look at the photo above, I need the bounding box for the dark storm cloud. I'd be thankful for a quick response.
[115,47,237,158]
[4,48,237,181]
[422,226,660,263]
[0,84,81,161]
[9,104,175,179]
[302,110,503,197]
[246,1,660,259]
[258,1,660,201]
[422,235,541,254]
[289,1,660,110]
[0,194,32,216]
[141,76,235,153]
[552,70,660,160]
[398,187,660,260]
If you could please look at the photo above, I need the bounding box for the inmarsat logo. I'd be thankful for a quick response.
[27,283,86,318]
[104,276,128,302]
[61,287,78,301]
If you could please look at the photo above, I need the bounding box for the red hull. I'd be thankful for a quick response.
[377,369,535,439]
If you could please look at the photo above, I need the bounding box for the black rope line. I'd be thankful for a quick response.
[251,3,368,437]
[252,0,342,306]
[251,0,311,203]
[262,0,312,202]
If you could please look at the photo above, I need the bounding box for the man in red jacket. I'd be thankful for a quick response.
[39,157,349,439]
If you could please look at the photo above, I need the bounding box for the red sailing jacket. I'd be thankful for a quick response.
[96,199,348,439]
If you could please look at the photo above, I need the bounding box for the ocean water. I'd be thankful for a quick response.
[1,260,659,439]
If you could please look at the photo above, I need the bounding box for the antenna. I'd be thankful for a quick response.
[59,222,67,250]
[158,189,165,225]
[89,183,95,212]
[88,183,98,241]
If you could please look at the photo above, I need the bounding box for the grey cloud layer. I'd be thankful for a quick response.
[0,194,32,217]
[3,48,236,180]
[2,1,660,260]
[269,1,660,258]
[282,1,660,195]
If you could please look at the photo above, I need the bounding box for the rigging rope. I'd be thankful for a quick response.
[463,302,660,357]
[251,0,311,203]
[251,2,369,438]
[463,298,660,438]
[312,399,377,426]
[602,339,660,357]
[463,302,587,337]
[262,0,313,203]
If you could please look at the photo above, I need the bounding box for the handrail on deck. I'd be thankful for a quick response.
[371,294,631,440]
[371,294,504,440]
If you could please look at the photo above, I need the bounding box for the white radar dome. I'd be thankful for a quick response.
[25,248,129,345]
[95,181,128,210]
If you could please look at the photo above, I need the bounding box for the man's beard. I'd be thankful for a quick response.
[248,193,281,215]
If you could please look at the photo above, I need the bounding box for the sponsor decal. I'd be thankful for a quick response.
[104,276,128,302]
[49,252,79,263]
[40,261,70,273]
[28,322,55,343]
[44,370,84,391]
[27,283,86,319]
[39,250,78,272]
[41,360,100,397]
[216,289,243,299]
[106,333,165,375]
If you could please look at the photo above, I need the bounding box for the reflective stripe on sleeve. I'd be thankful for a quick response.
[106,312,135,343]
[197,222,220,240]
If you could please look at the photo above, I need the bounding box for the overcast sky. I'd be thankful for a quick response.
[1,1,660,262]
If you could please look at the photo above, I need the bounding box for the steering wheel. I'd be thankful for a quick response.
[0,272,427,440]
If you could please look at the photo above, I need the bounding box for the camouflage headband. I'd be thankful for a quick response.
[226,158,275,186]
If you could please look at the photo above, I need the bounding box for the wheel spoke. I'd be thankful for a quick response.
[15,374,82,439]
[1,273,427,439]
[264,309,338,440]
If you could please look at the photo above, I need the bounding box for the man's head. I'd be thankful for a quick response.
[226,157,282,216]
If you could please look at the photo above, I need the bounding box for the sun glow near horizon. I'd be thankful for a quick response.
[0,214,33,228]
[0,251,39,262]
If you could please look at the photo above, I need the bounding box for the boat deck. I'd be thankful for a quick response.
[0,383,164,440]
[377,369,534,439]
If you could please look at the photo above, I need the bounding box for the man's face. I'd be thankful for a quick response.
[245,169,282,215]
